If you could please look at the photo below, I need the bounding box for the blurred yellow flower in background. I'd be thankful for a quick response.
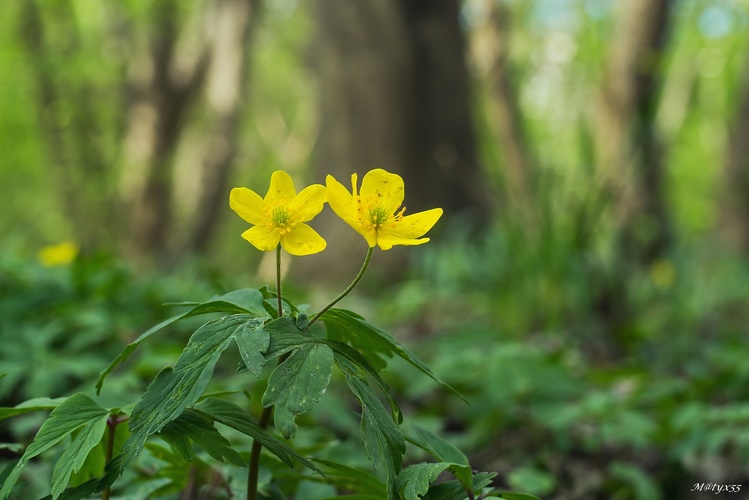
[326,168,443,250]
[230,170,327,256]
[38,241,78,267]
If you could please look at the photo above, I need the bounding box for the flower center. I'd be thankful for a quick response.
[271,206,293,234]
[367,204,389,228]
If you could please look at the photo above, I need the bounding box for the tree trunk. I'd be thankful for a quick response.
[470,0,536,223]
[597,0,674,266]
[297,0,488,283]
[720,49,749,254]
[119,0,204,260]
[120,0,258,262]
[20,0,115,252]
[185,0,261,254]
[592,0,674,357]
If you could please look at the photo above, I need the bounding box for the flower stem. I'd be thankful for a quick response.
[275,245,283,317]
[247,404,273,500]
[308,247,374,327]
[102,416,121,500]
[248,245,286,500]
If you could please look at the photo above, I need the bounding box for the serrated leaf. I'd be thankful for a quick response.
[234,321,271,376]
[43,478,101,500]
[313,458,387,496]
[406,424,468,468]
[114,315,256,478]
[194,398,321,474]
[395,462,452,500]
[0,397,66,421]
[320,496,383,500]
[97,289,268,393]
[322,309,466,402]
[420,472,497,500]
[51,415,109,499]
[343,365,405,499]
[323,340,402,424]
[263,316,316,360]
[496,493,542,500]
[159,409,244,467]
[0,393,109,500]
[263,343,334,438]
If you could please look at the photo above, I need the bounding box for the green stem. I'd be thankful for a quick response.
[102,416,120,500]
[308,247,374,327]
[247,405,273,500]
[275,245,283,317]
[248,245,286,500]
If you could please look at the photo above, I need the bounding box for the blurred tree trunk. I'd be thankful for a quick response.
[20,0,115,252]
[21,0,259,261]
[298,0,489,283]
[592,0,674,356]
[470,0,536,223]
[120,0,195,259]
[597,0,674,266]
[720,50,749,254]
[185,0,261,253]
[120,0,259,261]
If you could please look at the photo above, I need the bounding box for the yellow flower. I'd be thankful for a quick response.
[230,170,327,256]
[326,168,443,250]
[38,241,78,267]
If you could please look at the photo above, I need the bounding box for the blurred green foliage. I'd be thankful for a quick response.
[2,0,749,498]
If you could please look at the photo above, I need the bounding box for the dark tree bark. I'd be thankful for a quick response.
[597,0,674,266]
[120,0,204,259]
[298,0,489,283]
[186,0,262,253]
[720,49,749,254]
[591,0,675,357]
[121,0,260,261]
[20,0,114,252]
[471,0,536,223]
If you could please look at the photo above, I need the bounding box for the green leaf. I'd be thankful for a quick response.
[342,362,405,499]
[263,316,316,361]
[313,458,387,496]
[51,415,109,499]
[507,467,555,497]
[0,397,66,421]
[44,479,101,500]
[0,393,109,500]
[114,315,259,478]
[406,425,469,466]
[234,320,271,377]
[608,461,662,500]
[395,462,452,500]
[263,343,335,439]
[405,425,472,492]
[194,397,321,474]
[97,289,268,393]
[323,340,402,424]
[159,409,244,467]
[495,493,542,500]
[322,309,465,402]
[421,472,497,500]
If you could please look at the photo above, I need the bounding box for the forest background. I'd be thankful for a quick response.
[2,0,749,498]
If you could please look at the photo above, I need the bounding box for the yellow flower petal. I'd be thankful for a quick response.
[325,175,355,220]
[241,225,280,252]
[265,170,297,204]
[289,184,326,222]
[388,208,443,239]
[359,169,404,215]
[230,187,266,225]
[376,235,429,250]
[280,223,327,256]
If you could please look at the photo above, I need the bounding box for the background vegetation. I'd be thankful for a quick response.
[2,0,749,498]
